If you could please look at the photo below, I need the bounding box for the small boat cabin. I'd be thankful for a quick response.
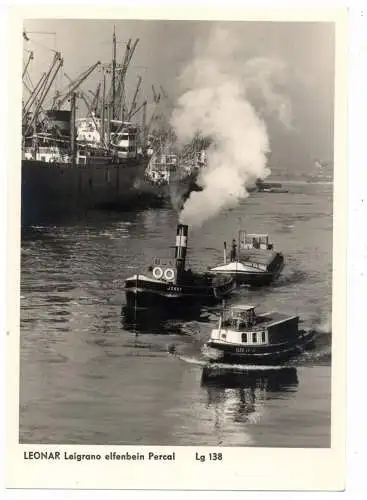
[239,232,273,252]
[211,304,299,346]
[217,306,267,345]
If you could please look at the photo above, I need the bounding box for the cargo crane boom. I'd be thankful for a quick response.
[145,85,161,135]
[24,52,63,136]
[113,37,131,120]
[54,60,101,110]
[23,51,59,116]
[129,99,147,120]
[22,72,47,119]
[159,85,174,109]
[63,72,94,110]
[115,38,139,121]
[22,51,34,79]
[127,75,142,120]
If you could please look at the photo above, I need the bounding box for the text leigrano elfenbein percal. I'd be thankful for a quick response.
[24,450,176,462]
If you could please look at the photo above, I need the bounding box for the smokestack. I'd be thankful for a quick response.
[175,224,188,274]
[223,241,227,264]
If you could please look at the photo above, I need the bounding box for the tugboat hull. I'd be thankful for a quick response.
[124,224,236,313]
[203,330,315,365]
[125,274,235,310]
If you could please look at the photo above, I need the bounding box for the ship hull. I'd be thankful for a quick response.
[203,331,315,365]
[21,159,201,225]
[124,275,235,311]
[214,270,278,287]
[21,157,152,224]
[211,256,284,287]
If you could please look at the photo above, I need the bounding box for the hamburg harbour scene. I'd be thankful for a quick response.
[19,18,334,448]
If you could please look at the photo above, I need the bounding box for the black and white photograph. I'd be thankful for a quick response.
[5,5,347,491]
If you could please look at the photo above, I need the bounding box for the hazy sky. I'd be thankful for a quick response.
[23,19,335,173]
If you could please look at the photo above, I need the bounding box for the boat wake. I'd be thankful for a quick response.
[176,355,290,371]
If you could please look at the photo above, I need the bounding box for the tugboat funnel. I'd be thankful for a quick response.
[175,224,188,272]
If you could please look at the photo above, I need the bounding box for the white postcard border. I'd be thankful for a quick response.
[6,4,347,491]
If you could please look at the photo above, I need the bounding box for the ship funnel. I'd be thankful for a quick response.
[175,224,188,273]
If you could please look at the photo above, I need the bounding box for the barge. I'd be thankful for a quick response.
[202,304,315,364]
[210,231,284,286]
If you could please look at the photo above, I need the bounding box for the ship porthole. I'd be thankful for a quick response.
[152,267,163,279]
[164,268,175,281]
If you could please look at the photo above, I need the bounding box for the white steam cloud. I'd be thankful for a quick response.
[171,28,293,227]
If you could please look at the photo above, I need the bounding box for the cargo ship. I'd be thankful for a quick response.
[209,231,284,286]
[202,304,315,364]
[21,30,207,224]
[21,106,150,225]
[124,224,235,310]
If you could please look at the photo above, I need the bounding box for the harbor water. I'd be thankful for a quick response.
[20,182,332,447]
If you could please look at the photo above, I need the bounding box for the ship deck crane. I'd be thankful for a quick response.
[22,71,47,119]
[145,85,161,134]
[24,52,64,136]
[62,72,94,109]
[114,38,140,121]
[23,50,34,79]
[129,99,147,120]
[52,60,101,110]
[127,75,142,121]
[159,85,174,110]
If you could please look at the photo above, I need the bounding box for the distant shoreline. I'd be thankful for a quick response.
[264,178,333,185]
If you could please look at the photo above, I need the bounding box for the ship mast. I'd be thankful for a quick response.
[112,25,116,120]
[70,92,77,168]
[101,72,106,148]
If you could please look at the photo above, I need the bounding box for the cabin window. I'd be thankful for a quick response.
[221,333,227,340]
[241,333,247,343]
[252,332,257,343]
[261,331,266,343]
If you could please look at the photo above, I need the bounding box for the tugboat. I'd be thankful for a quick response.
[124,224,235,310]
[209,231,284,286]
[202,304,315,364]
